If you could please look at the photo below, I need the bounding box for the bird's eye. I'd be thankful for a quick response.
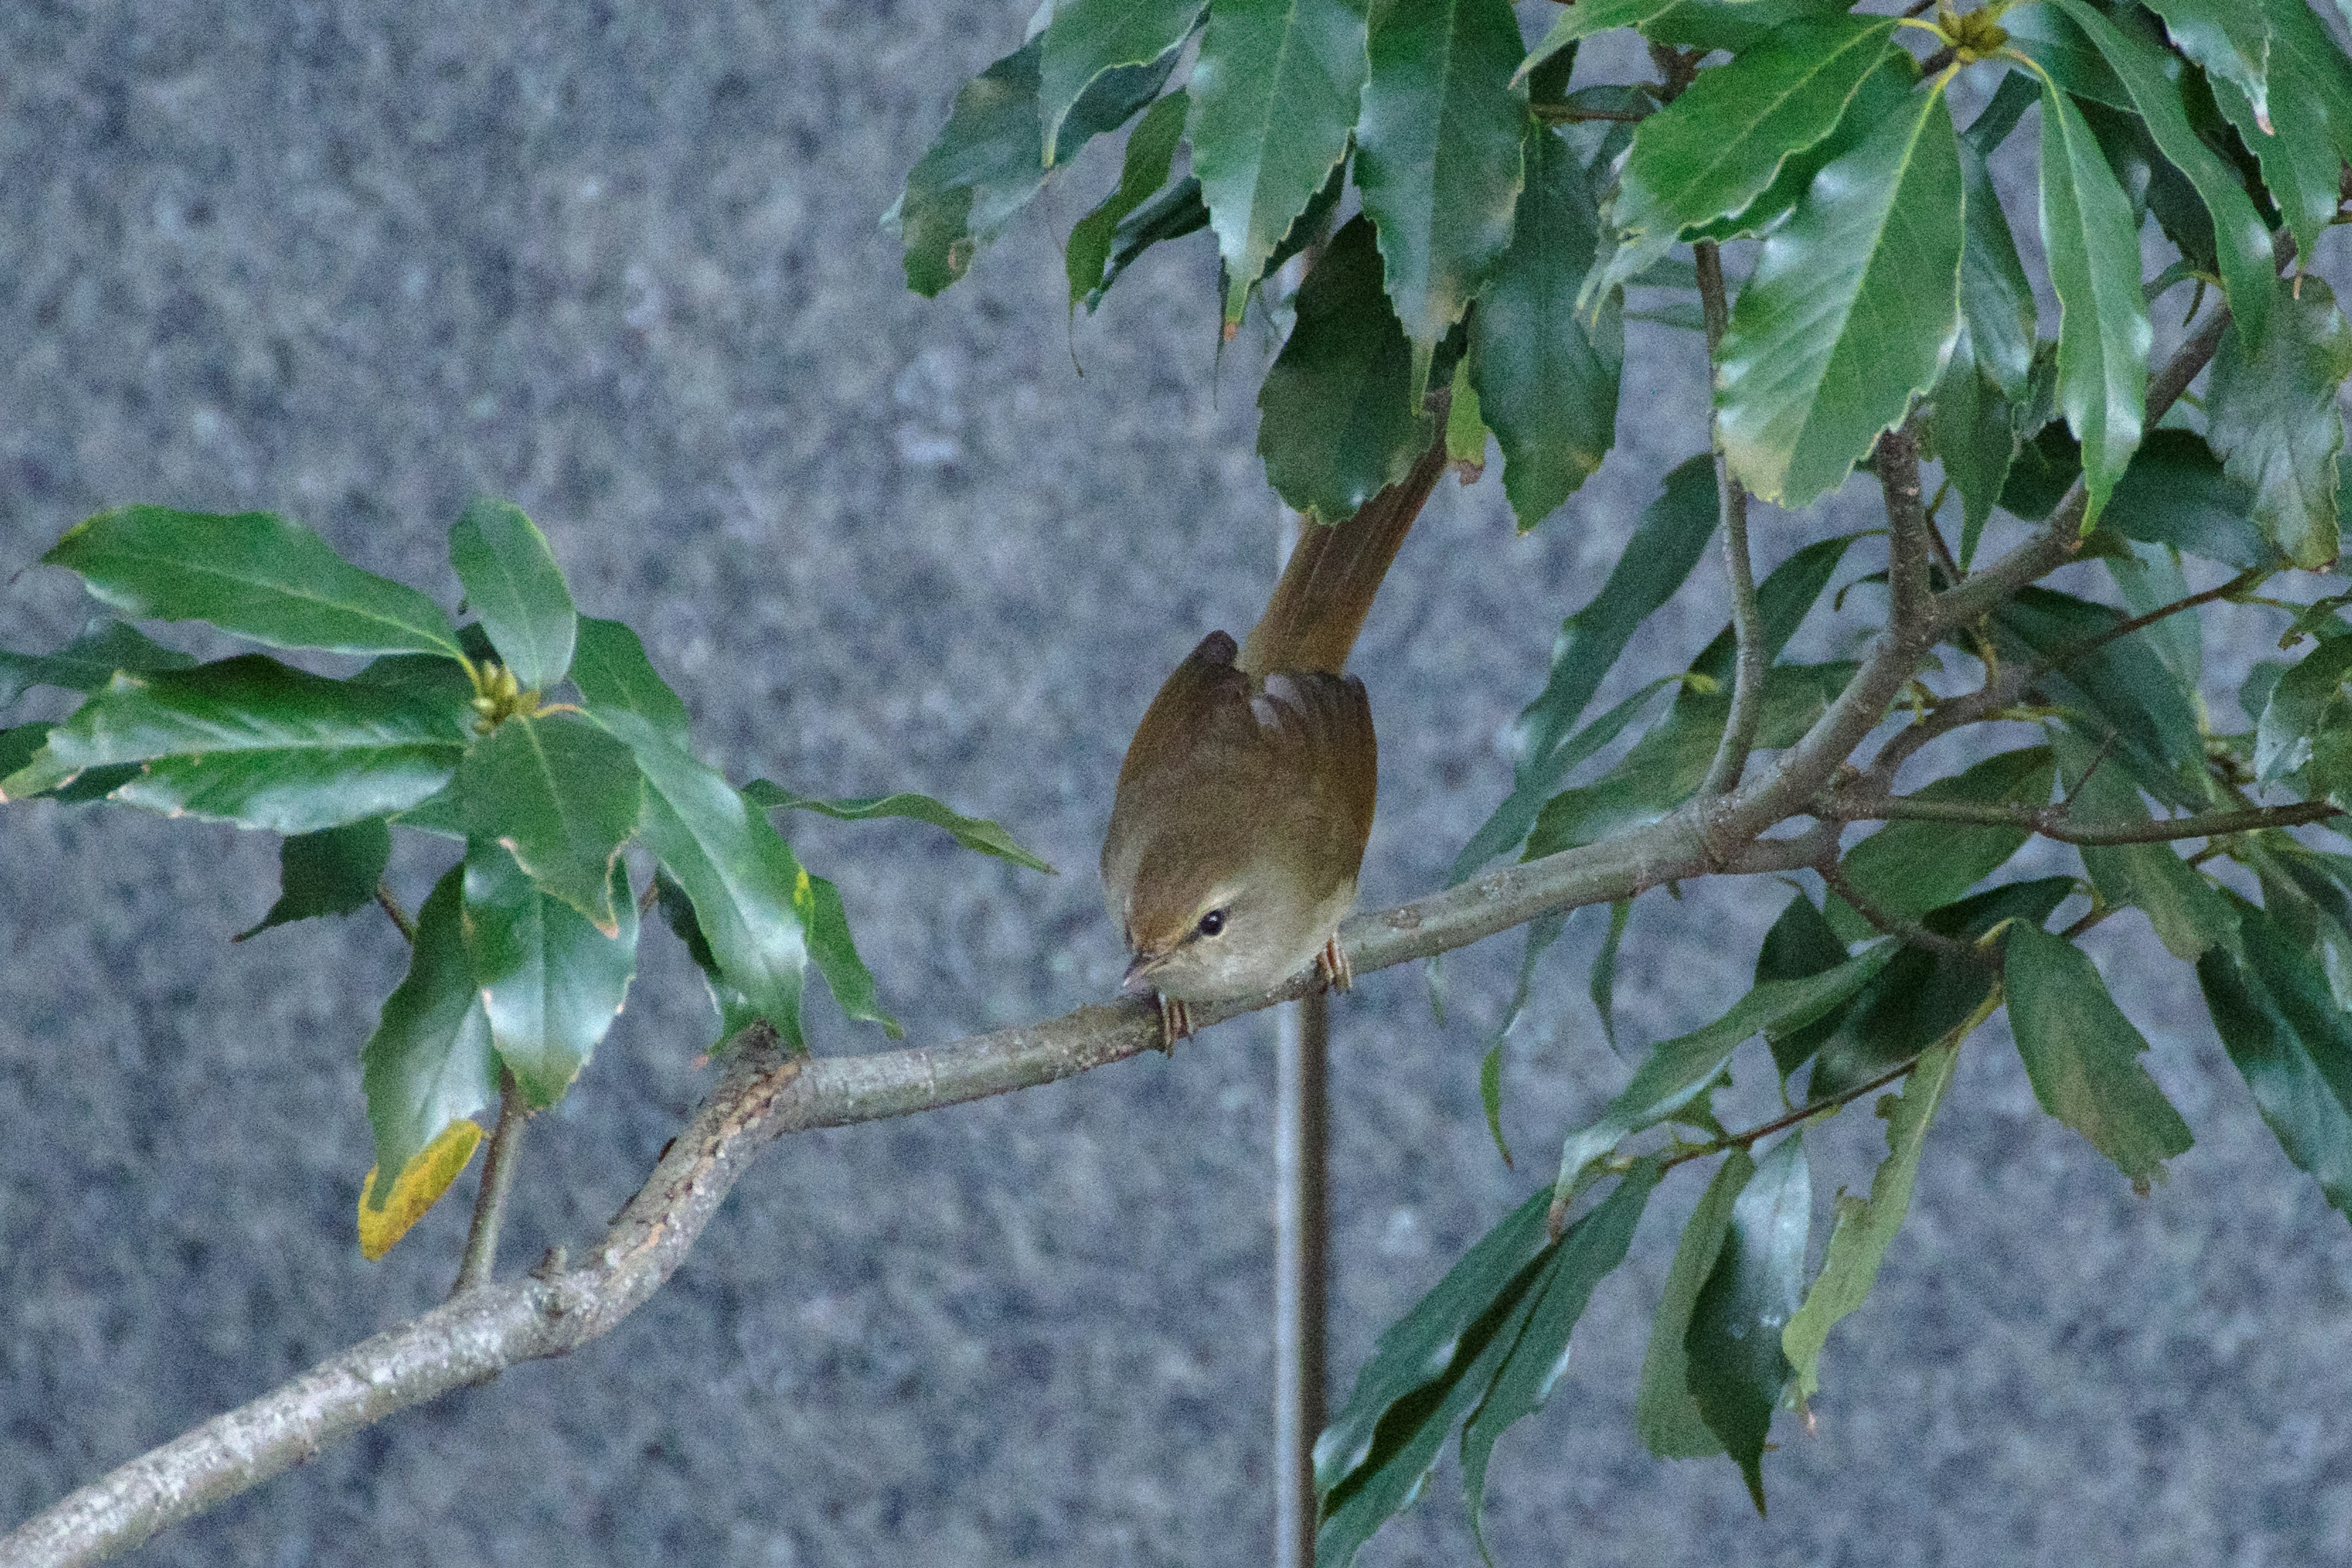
[1196,908,1227,938]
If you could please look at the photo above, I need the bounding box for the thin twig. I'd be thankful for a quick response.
[1659,1057,1921,1172]
[1820,794,2342,846]
[2036,567,2267,672]
[1816,850,1986,964]
[452,1073,529,1298]
[1695,239,1765,799]
[374,881,415,944]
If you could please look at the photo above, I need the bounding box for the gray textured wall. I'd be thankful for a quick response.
[5,3,2351,1564]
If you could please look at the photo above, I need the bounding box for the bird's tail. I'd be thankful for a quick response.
[1238,432,1449,678]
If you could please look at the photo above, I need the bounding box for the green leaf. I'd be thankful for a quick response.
[1459,1164,1658,1559]
[742,780,1055,873]
[2051,0,2272,353]
[1066,90,1191,311]
[1637,0,1855,55]
[1355,0,1527,385]
[1469,120,1622,532]
[1085,175,1216,312]
[2140,0,2271,135]
[1635,1150,1749,1460]
[595,709,808,1047]
[447,497,577,692]
[1714,76,1964,508]
[2206,3,2337,266]
[1956,135,2037,403]
[2054,728,2240,964]
[1518,0,1676,83]
[1807,879,2076,1099]
[455,714,642,935]
[2006,922,2194,1185]
[1478,911,1569,1166]
[0,723,53,783]
[1782,1038,1959,1401]
[1755,889,1850,1080]
[0,655,472,833]
[1602,15,1897,289]
[235,818,392,941]
[569,617,692,745]
[1552,943,1894,1202]
[2035,77,2152,529]
[1036,0,1204,167]
[1686,1129,1808,1514]
[1187,0,1368,322]
[2254,633,2352,785]
[2002,4,2135,111]
[360,865,498,1208]
[2206,277,2352,573]
[42,506,461,658]
[1932,331,2018,567]
[1825,747,2056,943]
[1683,51,1919,251]
[2199,894,2352,1224]
[1590,896,1632,1052]
[1446,358,1489,471]
[799,870,900,1038]
[0,617,196,709]
[889,39,1175,298]
[462,841,637,1109]
[1254,213,1428,522]
[1450,454,1716,882]
[2100,429,2280,571]
[1992,587,2205,805]
[654,870,761,1047]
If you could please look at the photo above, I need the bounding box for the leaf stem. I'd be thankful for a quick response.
[1815,848,1985,963]
[452,1073,528,1297]
[1695,239,1763,799]
[374,881,417,944]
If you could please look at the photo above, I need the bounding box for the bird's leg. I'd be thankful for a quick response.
[1155,992,1193,1054]
[1316,933,1353,993]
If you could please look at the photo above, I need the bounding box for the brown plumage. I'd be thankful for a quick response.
[1102,436,1449,1039]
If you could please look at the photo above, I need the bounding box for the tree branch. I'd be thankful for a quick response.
[1695,240,1764,799]
[1820,794,2342,846]
[451,1072,528,1298]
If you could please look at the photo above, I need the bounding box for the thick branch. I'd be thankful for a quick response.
[1695,241,1764,798]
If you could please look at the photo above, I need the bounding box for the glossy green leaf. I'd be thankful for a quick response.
[1085,175,1216,312]
[1992,587,2206,805]
[2099,429,2280,571]
[1450,454,1716,882]
[1518,0,1675,83]
[447,497,577,692]
[42,506,461,658]
[2051,0,2272,353]
[2206,277,2352,573]
[1755,889,1850,1080]
[2254,634,2352,785]
[236,818,392,941]
[462,842,637,1108]
[1635,1150,1749,1460]
[1782,1038,1958,1400]
[1036,0,1203,167]
[1188,0,1368,322]
[1933,331,2017,566]
[595,709,809,1047]
[1957,136,2037,403]
[0,617,195,709]
[455,714,641,935]
[360,865,498,1209]
[1355,0,1527,383]
[655,870,761,1047]
[1637,0,1855,53]
[0,655,472,832]
[1460,1164,1658,1558]
[1255,214,1428,522]
[1825,747,2056,943]
[2199,894,2352,1223]
[1469,120,1621,531]
[2140,0,2270,134]
[1553,943,1894,1202]
[1683,53,1918,252]
[2103,539,2201,695]
[2207,13,2335,266]
[890,39,1175,298]
[2007,922,2194,1183]
[1603,15,1896,290]
[1715,76,1964,509]
[2054,729,2239,963]
[743,780,1055,873]
[1067,90,1189,311]
[2002,4,2134,111]
[570,617,692,745]
[2035,77,2152,529]
[798,870,899,1038]
[1686,1130,1808,1513]
[1807,879,2076,1099]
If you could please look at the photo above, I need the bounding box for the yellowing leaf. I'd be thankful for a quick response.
[357,1117,484,1261]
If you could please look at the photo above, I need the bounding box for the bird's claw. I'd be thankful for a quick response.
[1155,993,1193,1054]
[1316,935,1353,993]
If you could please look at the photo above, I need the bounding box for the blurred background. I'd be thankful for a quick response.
[5,2,2352,1563]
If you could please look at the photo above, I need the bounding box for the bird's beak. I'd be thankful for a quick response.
[1121,951,1163,994]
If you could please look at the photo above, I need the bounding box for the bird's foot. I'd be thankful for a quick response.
[1316,935,1353,994]
[1155,993,1193,1054]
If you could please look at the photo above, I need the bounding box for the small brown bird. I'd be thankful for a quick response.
[1102,437,1449,1042]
